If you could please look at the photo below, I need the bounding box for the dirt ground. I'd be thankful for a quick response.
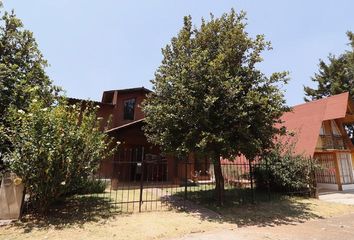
[1,211,228,240]
[1,197,354,240]
[168,212,354,240]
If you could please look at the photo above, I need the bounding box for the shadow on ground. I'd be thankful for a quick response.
[13,195,124,233]
[167,189,322,227]
[11,189,322,233]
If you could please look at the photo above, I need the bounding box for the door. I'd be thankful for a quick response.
[338,153,354,184]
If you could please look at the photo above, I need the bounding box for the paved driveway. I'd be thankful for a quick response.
[167,213,354,240]
[319,189,354,205]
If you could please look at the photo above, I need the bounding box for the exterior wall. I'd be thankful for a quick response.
[112,123,151,147]
[314,152,340,189]
[110,91,146,128]
[314,151,354,191]
[342,184,354,190]
[102,123,181,182]
[317,183,339,191]
[67,99,114,131]
[84,89,182,182]
[98,158,114,178]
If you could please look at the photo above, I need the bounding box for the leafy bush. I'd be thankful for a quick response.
[0,7,61,173]
[4,99,115,213]
[253,139,318,194]
[66,178,107,195]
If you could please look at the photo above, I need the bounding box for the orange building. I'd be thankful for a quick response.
[281,92,354,191]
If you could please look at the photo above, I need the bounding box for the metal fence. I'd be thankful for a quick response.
[91,147,315,213]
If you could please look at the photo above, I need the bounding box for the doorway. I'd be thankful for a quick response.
[338,153,354,184]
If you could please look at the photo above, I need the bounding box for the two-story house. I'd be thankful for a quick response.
[281,92,354,191]
[70,87,200,184]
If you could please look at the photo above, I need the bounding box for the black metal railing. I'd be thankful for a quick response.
[318,135,346,150]
[88,147,316,213]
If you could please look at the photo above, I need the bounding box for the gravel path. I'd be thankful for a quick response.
[167,212,354,240]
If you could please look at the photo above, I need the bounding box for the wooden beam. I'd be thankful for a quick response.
[333,152,343,191]
[336,119,354,149]
[348,97,354,114]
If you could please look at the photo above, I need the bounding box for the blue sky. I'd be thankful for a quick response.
[3,1,354,106]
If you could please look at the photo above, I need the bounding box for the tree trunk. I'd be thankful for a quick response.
[213,155,224,205]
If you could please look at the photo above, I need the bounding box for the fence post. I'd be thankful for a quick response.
[266,158,271,201]
[310,158,318,198]
[184,157,188,201]
[139,147,145,212]
[249,161,255,203]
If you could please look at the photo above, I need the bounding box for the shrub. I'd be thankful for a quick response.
[253,139,318,194]
[66,178,107,195]
[4,99,115,213]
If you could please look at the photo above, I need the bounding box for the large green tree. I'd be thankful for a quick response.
[0,6,58,171]
[0,3,114,213]
[142,10,289,204]
[304,31,354,141]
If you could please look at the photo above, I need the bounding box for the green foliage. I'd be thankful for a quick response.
[0,6,60,171]
[143,9,288,162]
[0,4,112,212]
[65,178,107,196]
[304,31,354,101]
[254,139,318,193]
[142,9,289,204]
[304,31,354,142]
[4,99,114,213]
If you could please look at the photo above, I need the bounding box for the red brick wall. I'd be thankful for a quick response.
[111,92,146,127]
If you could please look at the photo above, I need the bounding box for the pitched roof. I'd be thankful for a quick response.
[103,87,152,94]
[281,92,350,157]
[67,97,114,106]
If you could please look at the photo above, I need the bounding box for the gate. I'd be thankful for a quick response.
[95,147,186,212]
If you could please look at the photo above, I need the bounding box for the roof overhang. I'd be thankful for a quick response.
[105,119,144,134]
[280,92,352,157]
[67,97,114,106]
[342,97,354,124]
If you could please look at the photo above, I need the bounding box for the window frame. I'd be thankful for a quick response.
[123,98,136,120]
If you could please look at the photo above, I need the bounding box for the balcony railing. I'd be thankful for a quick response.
[318,135,347,150]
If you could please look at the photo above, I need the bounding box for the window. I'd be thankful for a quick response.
[338,153,354,184]
[319,123,326,135]
[330,120,341,136]
[194,155,210,176]
[123,98,135,120]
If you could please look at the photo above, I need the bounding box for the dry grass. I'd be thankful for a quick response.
[0,210,227,240]
[1,196,354,240]
[209,197,354,227]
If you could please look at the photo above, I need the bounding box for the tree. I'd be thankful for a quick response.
[142,9,289,204]
[304,31,354,141]
[0,6,59,172]
[4,99,113,213]
[0,3,114,213]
